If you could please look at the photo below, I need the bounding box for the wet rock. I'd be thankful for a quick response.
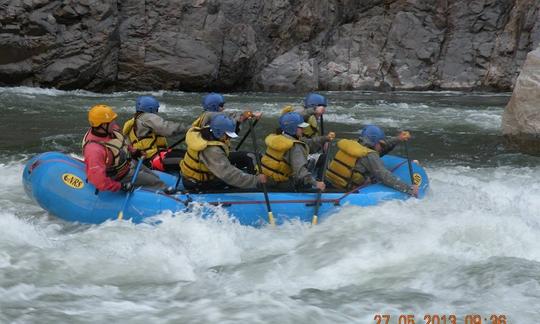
[255,48,317,92]
[501,45,540,155]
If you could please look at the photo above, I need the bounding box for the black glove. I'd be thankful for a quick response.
[131,150,143,159]
[121,182,133,192]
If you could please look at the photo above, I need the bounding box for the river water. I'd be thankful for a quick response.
[1,87,539,323]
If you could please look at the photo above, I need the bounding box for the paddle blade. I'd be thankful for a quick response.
[268,211,275,226]
[118,211,124,220]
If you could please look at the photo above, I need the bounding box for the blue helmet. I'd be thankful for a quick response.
[304,93,327,108]
[360,125,385,147]
[210,114,238,139]
[279,112,309,136]
[136,95,160,113]
[202,93,225,112]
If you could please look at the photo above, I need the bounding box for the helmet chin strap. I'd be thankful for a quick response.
[91,124,110,137]
[283,130,299,139]
[209,129,226,141]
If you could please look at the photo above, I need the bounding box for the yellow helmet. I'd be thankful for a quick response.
[88,104,117,127]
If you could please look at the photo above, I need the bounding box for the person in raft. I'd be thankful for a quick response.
[325,125,418,197]
[122,95,187,172]
[301,93,327,138]
[191,92,262,129]
[281,92,330,154]
[260,112,331,191]
[82,104,171,193]
[180,114,267,192]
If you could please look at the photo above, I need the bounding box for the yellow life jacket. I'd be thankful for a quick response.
[280,105,295,114]
[191,112,209,128]
[122,115,168,159]
[326,139,373,190]
[302,114,319,138]
[82,130,131,178]
[261,134,308,182]
[180,127,229,182]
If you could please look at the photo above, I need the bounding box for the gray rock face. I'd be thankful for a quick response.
[0,0,119,90]
[501,45,540,155]
[1,0,539,92]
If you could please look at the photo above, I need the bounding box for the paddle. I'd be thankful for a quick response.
[167,136,185,150]
[174,169,182,191]
[311,142,332,225]
[167,134,186,190]
[319,114,325,136]
[248,118,275,226]
[235,119,259,151]
[404,141,415,186]
[118,158,144,220]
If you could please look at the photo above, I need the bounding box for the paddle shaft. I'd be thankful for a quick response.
[118,158,144,220]
[404,141,415,185]
[248,119,275,226]
[235,119,259,151]
[312,142,332,225]
[167,136,185,150]
[174,170,182,190]
[165,135,185,189]
[319,114,325,136]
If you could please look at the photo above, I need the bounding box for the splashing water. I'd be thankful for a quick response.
[1,87,539,322]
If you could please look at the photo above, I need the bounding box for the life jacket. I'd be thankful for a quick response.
[326,139,374,190]
[191,112,209,128]
[82,130,131,179]
[180,127,229,182]
[122,114,168,159]
[302,114,319,138]
[261,134,309,182]
[150,149,170,171]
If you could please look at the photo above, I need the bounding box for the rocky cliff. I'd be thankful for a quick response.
[1,0,539,92]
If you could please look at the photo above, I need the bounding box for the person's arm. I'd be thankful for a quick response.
[194,111,242,128]
[227,111,243,122]
[288,143,317,187]
[140,114,186,137]
[199,146,259,189]
[379,136,400,157]
[303,135,329,153]
[380,131,411,156]
[84,144,122,192]
[361,152,414,195]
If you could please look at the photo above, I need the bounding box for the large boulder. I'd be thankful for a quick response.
[501,45,540,155]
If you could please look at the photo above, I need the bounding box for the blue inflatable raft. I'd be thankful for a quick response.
[22,152,429,226]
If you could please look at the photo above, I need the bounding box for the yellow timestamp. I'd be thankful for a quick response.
[374,314,507,324]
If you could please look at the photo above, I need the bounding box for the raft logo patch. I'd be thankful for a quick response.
[413,173,422,185]
[62,173,84,189]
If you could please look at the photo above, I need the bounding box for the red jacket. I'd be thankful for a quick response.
[83,128,131,192]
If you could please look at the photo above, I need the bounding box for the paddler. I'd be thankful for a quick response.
[180,114,267,191]
[325,125,418,196]
[260,112,333,191]
[83,104,170,192]
[191,92,262,129]
[280,93,330,154]
[122,95,187,172]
